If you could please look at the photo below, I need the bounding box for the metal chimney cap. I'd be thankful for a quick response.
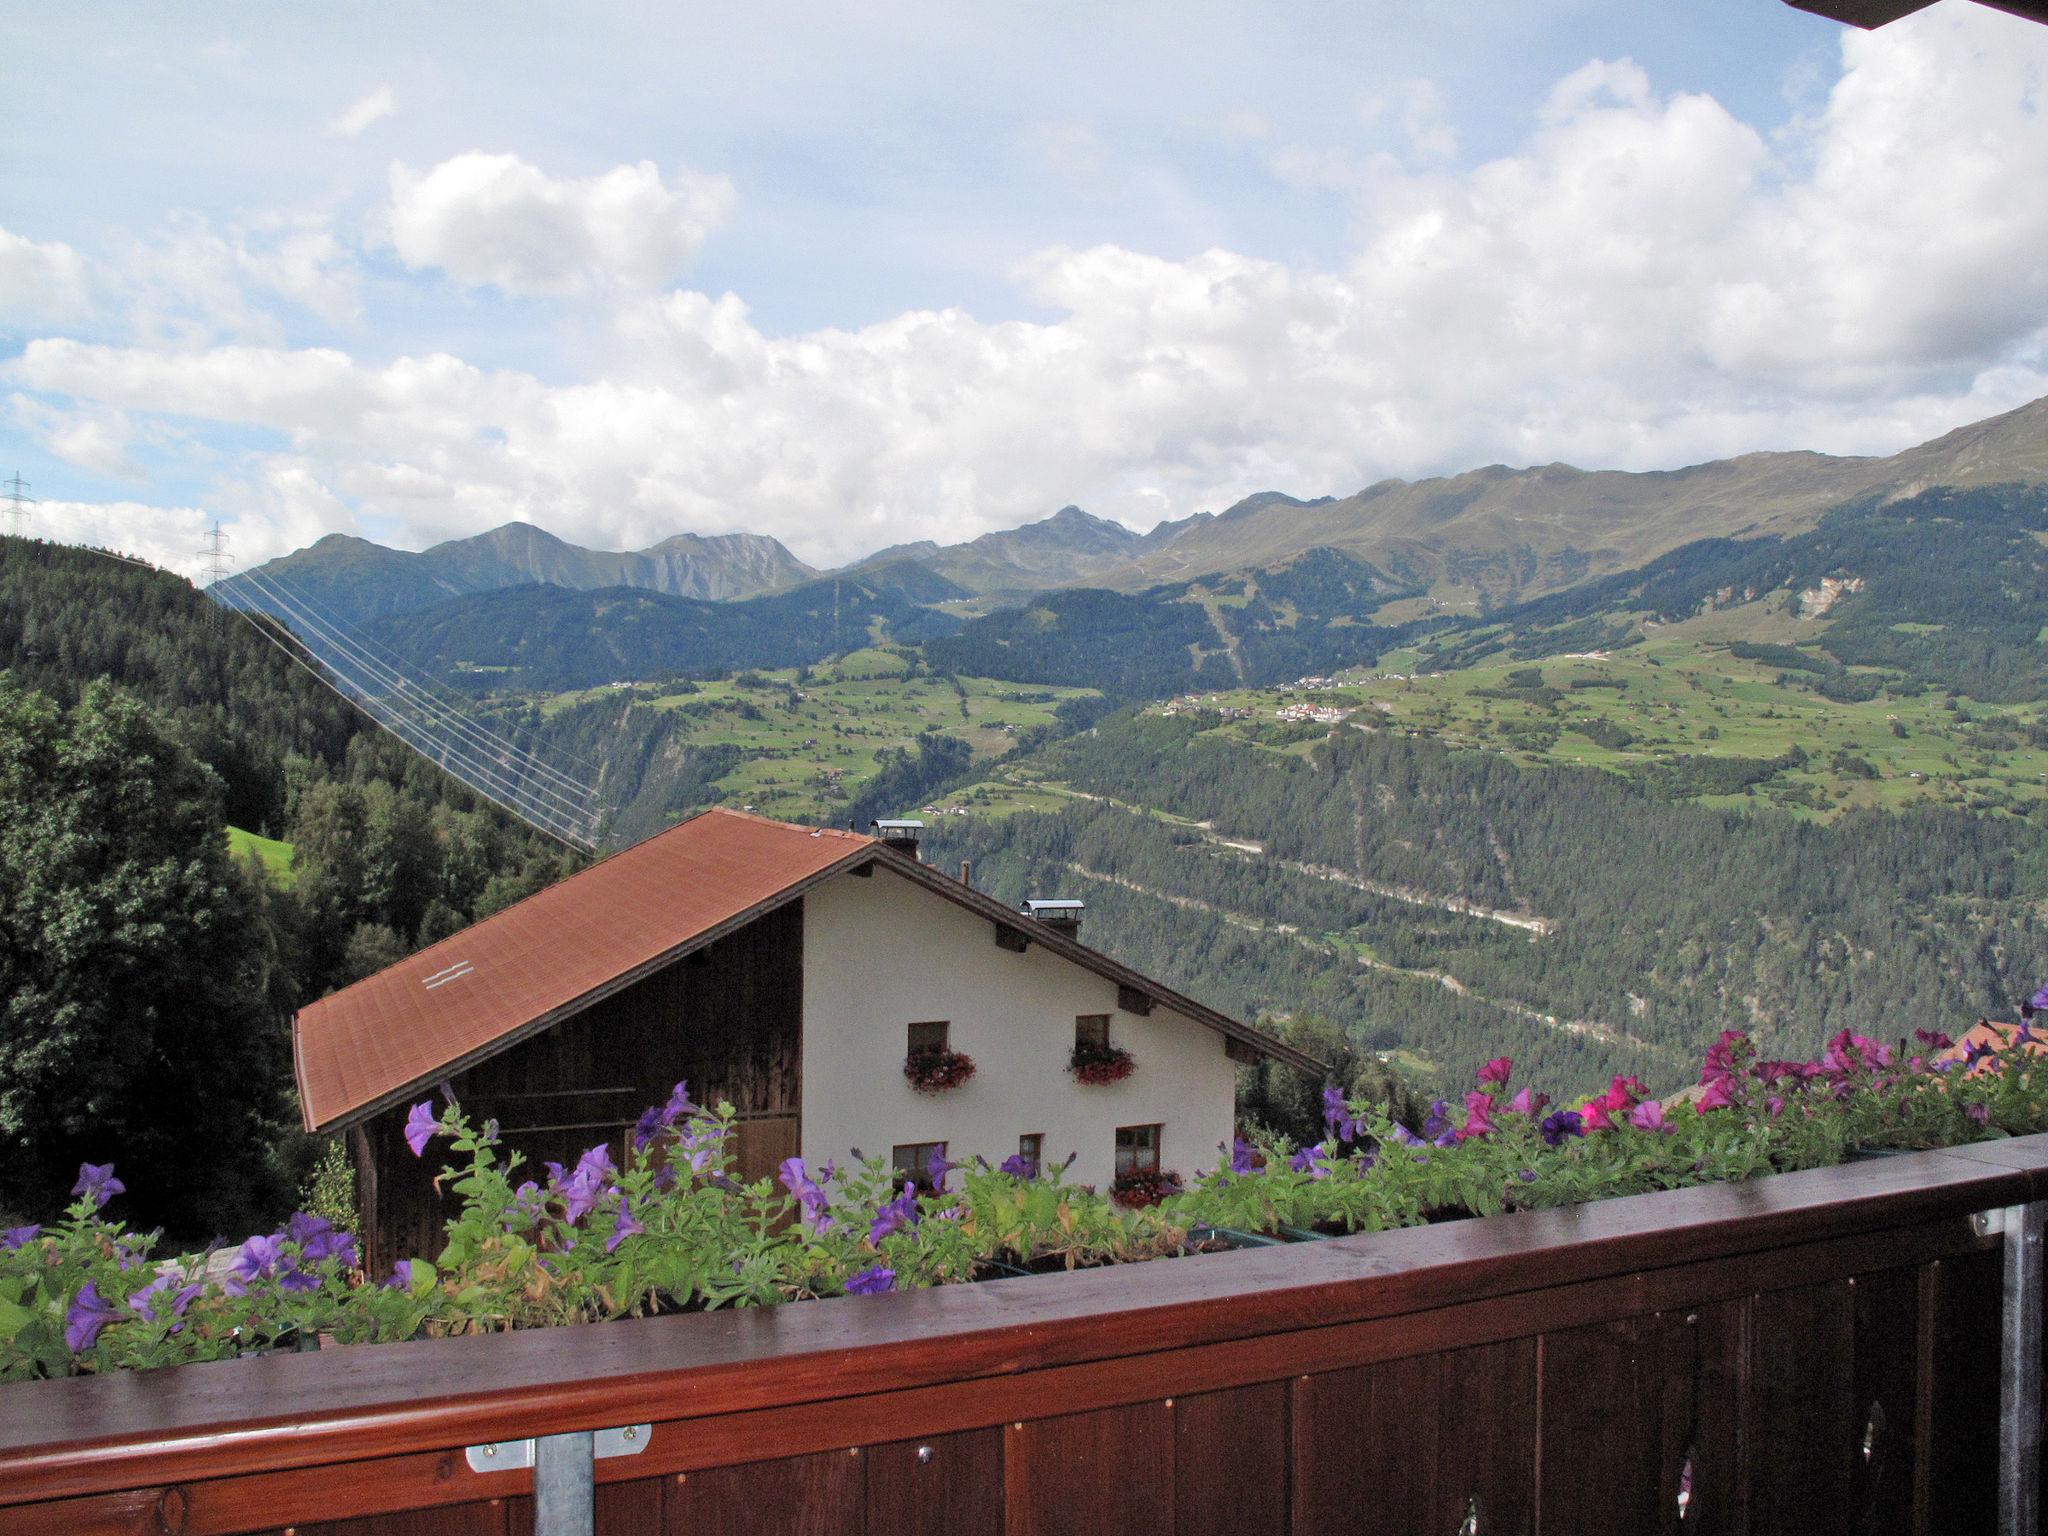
[872,819,927,833]
[1023,899,1085,914]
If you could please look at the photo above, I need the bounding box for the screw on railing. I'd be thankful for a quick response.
[1862,1399,1884,1465]
[1456,1494,1480,1534]
[1676,1447,1695,1522]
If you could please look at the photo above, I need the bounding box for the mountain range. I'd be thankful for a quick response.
[237,391,2048,634]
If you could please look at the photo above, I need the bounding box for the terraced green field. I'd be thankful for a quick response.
[1134,637,2048,819]
[535,650,1098,821]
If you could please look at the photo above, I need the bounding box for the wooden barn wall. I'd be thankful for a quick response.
[355,903,804,1274]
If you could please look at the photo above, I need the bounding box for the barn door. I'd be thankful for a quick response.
[732,1114,800,1186]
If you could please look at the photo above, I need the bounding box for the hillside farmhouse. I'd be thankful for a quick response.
[293,808,1318,1271]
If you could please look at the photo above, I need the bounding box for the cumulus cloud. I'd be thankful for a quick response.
[0,227,92,326]
[328,86,397,138]
[386,153,735,297]
[11,7,2048,570]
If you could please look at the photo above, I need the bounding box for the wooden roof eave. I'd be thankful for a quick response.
[868,846,1329,1078]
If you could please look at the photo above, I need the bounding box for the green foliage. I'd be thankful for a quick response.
[0,677,286,1235]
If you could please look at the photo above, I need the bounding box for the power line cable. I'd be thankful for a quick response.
[218,568,603,831]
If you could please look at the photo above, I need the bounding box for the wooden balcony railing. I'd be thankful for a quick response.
[2,1135,2046,1535]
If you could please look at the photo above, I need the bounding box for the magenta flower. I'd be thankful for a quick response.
[1696,1077,1738,1112]
[605,1197,644,1254]
[845,1265,896,1296]
[1628,1099,1673,1134]
[1915,1028,1954,1052]
[71,1163,124,1209]
[65,1282,123,1352]
[1,1225,40,1250]
[403,1102,438,1157]
[1476,1056,1514,1087]
[1457,1090,1497,1141]
[1508,1087,1549,1118]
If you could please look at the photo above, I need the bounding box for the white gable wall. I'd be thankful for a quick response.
[798,865,1239,1192]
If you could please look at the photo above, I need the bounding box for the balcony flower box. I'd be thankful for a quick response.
[1110,1167,1182,1208]
[904,1046,977,1093]
[1069,1040,1135,1085]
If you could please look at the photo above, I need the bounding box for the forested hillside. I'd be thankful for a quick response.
[928,712,2048,1099]
[369,563,964,691]
[0,537,575,1234]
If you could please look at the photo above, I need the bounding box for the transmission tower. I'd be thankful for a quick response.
[2,473,32,540]
[197,522,232,627]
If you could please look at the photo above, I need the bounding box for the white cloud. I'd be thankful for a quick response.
[386,153,735,297]
[0,227,91,326]
[328,86,397,138]
[10,7,2048,572]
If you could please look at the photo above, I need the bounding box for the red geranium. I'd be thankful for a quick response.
[904,1047,977,1094]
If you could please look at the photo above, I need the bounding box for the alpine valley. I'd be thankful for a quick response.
[70,393,2048,1107]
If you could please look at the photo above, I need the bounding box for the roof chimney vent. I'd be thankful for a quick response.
[872,818,925,861]
[1023,898,1084,936]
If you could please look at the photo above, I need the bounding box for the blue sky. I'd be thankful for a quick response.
[4,1,2046,573]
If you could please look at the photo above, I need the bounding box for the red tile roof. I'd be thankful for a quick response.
[1937,1019,2048,1076]
[294,809,872,1131]
[294,807,1325,1132]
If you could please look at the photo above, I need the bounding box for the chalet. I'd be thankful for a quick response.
[293,807,1319,1272]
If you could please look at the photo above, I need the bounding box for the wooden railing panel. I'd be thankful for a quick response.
[863,1428,1003,1536]
[1747,1278,1860,1534]
[1291,1336,1537,1536]
[1925,1248,2003,1534]
[1001,1402,1175,1536]
[1537,1308,1699,1533]
[665,1448,864,1536]
[4,1142,2047,1535]
[1849,1264,1921,1534]
[1172,1384,1286,1536]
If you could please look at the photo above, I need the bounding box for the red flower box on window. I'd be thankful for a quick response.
[1069,1041,1135,1085]
[1110,1167,1181,1208]
[904,1046,977,1094]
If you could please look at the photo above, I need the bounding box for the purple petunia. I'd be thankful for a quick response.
[778,1157,835,1234]
[1289,1144,1331,1181]
[606,1197,644,1254]
[1540,1109,1584,1146]
[1229,1137,1258,1176]
[71,1163,124,1209]
[404,1101,439,1158]
[1322,1085,1367,1143]
[869,1182,921,1243]
[1,1225,40,1250]
[383,1259,415,1291]
[924,1147,956,1190]
[999,1153,1039,1178]
[632,1106,664,1152]
[65,1282,124,1353]
[129,1273,202,1324]
[845,1264,896,1296]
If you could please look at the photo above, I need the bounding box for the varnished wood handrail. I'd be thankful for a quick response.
[1,1136,2043,1505]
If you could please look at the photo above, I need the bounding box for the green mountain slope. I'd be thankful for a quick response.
[1085,393,2048,608]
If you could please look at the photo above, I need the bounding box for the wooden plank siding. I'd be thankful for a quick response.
[353,904,804,1275]
[3,1140,2048,1534]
